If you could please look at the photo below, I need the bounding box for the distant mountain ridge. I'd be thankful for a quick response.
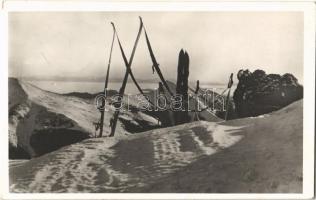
[12,76,226,85]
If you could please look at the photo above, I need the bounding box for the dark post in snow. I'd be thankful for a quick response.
[192,80,200,121]
[175,49,190,124]
[225,73,234,120]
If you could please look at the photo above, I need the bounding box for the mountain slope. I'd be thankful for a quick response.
[143,100,303,193]
[9,100,302,193]
[9,78,157,158]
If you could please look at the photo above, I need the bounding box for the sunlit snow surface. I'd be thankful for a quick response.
[9,80,303,193]
[10,121,244,192]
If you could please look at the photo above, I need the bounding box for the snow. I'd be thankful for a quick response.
[9,79,139,157]
[20,81,123,136]
[10,121,246,192]
[9,79,303,193]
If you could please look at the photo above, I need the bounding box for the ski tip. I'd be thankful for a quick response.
[139,16,143,23]
[110,22,115,29]
[180,49,184,55]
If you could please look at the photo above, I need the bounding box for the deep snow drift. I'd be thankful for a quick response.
[9,97,302,193]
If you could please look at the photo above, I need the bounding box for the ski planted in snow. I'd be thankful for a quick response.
[97,23,116,137]
[112,21,155,108]
[109,18,143,137]
[141,17,174,97]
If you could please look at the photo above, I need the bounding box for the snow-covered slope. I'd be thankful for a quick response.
[9,100,302,193]
[9,78,103,158]
[145,100,303,193]
[8,78,157,158]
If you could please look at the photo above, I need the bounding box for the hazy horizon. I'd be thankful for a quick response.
[11,75,229,85]
[9,12,303,84]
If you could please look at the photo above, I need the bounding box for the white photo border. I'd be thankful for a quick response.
[0,1,315,199]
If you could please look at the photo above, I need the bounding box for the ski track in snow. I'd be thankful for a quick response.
[10,121,244,193]
[9,79,303,193]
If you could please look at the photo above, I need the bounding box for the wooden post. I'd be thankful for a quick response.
[175,49,190,124]
[193,80,200,121]
[225,73,234,121]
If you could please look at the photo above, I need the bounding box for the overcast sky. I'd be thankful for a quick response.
[9,12,303,83]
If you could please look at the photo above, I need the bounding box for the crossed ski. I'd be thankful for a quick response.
[96,16,175,137]
[108,17,143,137]
[99,17,231,137]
